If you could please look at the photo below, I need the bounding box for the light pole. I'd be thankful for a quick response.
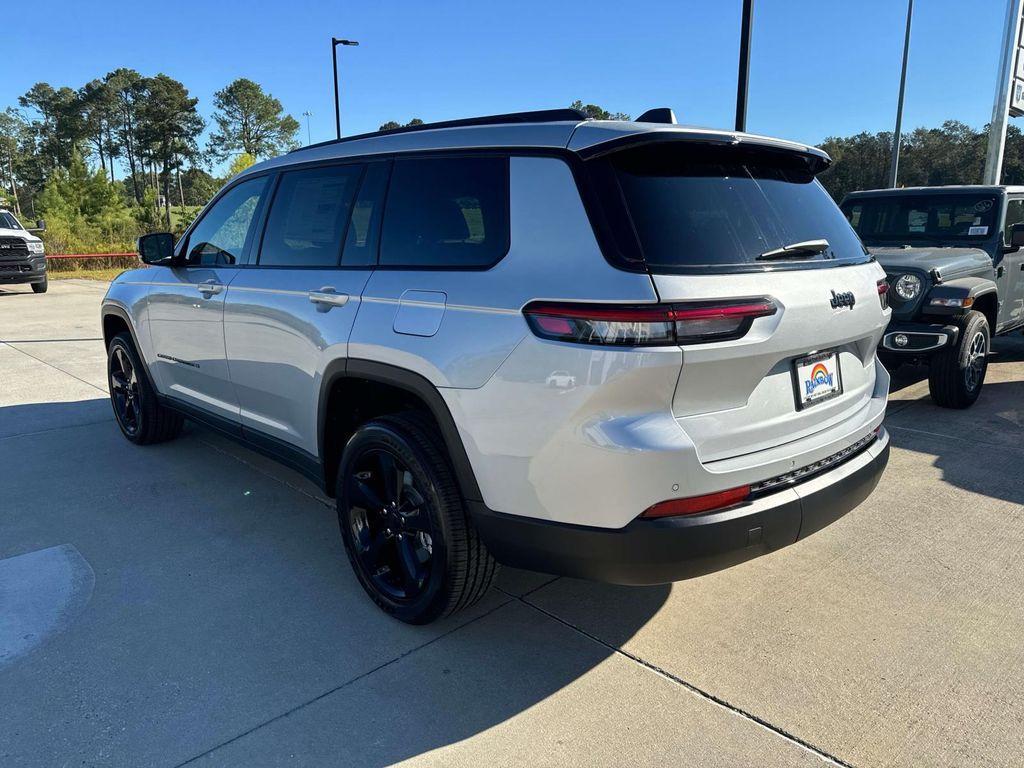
[332,38,359,139]
[984,0,1024,184]
[735,0,754,132]
[888,0,914,187]
[302,111,313,145]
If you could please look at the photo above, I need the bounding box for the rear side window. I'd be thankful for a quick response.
[603,144,866,273]
[259,165,363,267]
[380,156,510,268]
[342,162,390,267]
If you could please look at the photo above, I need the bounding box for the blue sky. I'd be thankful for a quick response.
[1,0,1010,172]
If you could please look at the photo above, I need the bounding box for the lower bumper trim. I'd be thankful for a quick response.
[471,430,890,585]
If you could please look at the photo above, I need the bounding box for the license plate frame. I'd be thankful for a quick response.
[792,350,843,410]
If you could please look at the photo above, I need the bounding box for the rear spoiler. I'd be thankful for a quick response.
[573,129,831,175]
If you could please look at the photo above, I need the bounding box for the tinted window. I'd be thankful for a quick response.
[607,144,866,272]
[186,177,268,266]
[259,165,363,267]
[0,212,23,229]
[1005,199,1024,243]
[342,162,390,267]
[841,194,999,245]
[380,156,509,268]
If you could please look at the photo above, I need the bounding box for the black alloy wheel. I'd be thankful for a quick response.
[337,413,497,624]
[346,447,436,602]
[109,343,142,437]
[106,332,184,444]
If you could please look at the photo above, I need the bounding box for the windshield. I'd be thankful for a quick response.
[841,194,999,245]
[604,143,867,272]
[0,212,23,230]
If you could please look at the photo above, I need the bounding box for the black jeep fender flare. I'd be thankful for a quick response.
[316,359,483,502]
[925,276,998,313]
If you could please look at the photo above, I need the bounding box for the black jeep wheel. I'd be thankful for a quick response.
[31,277,47,294]
[337,413,497,624]
[107,332,184,444]
[927,310,989,409]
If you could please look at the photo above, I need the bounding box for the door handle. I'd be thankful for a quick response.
[309,286,350,311]
[197,279,223,297]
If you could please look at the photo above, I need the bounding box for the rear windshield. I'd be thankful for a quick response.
[603,144,867,273]
[840,194,999,245]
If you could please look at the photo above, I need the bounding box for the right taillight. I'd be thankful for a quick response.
[522,299,776,347]
[877,279,889,310]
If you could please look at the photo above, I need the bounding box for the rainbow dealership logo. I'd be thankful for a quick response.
[805,363,834,396]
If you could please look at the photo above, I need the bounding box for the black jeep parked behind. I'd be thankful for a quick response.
[841,186,1024,408]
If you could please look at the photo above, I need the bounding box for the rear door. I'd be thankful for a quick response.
[222,161,386,455]
[147,175,270,422]
[600,142,888,464]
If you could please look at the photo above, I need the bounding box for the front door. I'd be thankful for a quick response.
[999,196,1024,330]
[223,161,387,455]
[147,175,270,422]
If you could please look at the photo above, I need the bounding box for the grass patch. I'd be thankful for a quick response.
[49,267,127,281]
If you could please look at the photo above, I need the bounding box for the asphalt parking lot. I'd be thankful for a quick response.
[3,278,1024,767]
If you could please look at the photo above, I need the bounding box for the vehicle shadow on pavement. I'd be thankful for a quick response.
[0,399,671,767]
[886,378,1024,508]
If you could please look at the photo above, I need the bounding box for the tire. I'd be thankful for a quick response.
[31,277,47,294]
[107,332,184,444]
[336,412,498,624]
[927,310,989,409]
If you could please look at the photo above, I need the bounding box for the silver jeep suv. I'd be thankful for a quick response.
[102,108,891,623]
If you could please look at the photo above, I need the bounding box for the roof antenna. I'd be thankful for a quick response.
[636,108,677,124]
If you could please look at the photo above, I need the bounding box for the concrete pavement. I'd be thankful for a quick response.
[2,279,1023,767]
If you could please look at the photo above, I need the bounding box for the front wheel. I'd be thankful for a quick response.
[928,310,989,409]
[337,413,497,624]
[107,332,184,444]
[31,277,47,293]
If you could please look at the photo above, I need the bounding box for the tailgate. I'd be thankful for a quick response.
[654,262,888,463]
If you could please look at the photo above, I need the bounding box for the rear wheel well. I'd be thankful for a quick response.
[972,292,998,332]
[321,377,448,498]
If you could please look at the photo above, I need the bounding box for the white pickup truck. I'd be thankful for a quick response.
[0,209,47,293]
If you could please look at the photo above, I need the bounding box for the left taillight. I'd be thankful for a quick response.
[877,279,889,310]
[522,299,777,347]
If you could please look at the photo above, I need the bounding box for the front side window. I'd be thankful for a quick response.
[185,176,268,266]
[1004,198,1024,243]
[258,164,364,267]
[841,194,1000,246]
[380,156,510,268]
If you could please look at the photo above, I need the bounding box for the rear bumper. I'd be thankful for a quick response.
[881,321,959,354]
[471,428,889,585]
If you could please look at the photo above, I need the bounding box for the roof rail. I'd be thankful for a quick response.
[291,108,588,154]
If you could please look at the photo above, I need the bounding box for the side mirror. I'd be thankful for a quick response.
[26,219,45,233]
[138,232,175,265]
[1011,223,1024,248]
